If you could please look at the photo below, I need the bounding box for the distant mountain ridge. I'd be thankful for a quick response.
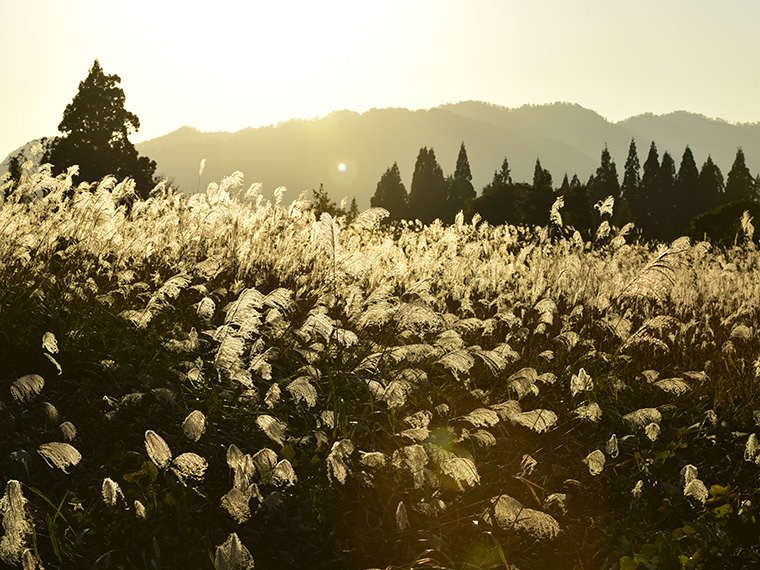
[5,102,760,209]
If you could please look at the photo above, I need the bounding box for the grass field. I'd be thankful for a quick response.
[1,163,759,569]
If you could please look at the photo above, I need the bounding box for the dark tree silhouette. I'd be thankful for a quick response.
[466,157,516,226]
[587,145,620,207]
[725,148,755,204]
[446,141,476,220]
[657,151,677,240]
[408,147,447,224]
[698,155,724,213]
[370,162,408,221]
[675,146,700,232]
[43,60,158,199]
[527,157,554,225]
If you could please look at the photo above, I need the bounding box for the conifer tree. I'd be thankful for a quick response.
[370,162,408,220]
[408,147,447,224]
[635,141,661,238]
[587,144,620,207]
[657,151,677,239]
[620,139,641,198]
[698,155,724,213]
[43,59,158,198]
[725,148,755,204]
[467,157,516,226]
[529,158,554,225]
[676,146,700,230]
[446,142,476,220]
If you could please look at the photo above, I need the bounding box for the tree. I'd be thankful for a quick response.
[347,197,360,222]
[725,148,755,204]
[657,151,677,240]
[634,141,661,238]
[527,158,554,225]
[370,162,408,220]
[466,157,516,226]
[587,145,620,207]
[311,184,344,218]
[675,146,700,231]
[698,155,724,213]
[446,142,476,221]
[408,147,447,224]
[620,139,641,199]
[43,60,158,198]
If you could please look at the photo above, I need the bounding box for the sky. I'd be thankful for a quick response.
[2,0,760,160]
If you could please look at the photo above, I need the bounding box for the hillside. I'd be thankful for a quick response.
[135,102,760,208]
[5,102,760,210]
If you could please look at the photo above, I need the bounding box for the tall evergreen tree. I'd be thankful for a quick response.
[635,141,661,238]
[370,162,408,220]
[467,157,515,226]
[698,155,724,213]
[658,151,677,239]
[446,142,476,220]
[529,158,554,225]
[43,59,158,198]
[620,138,641,199]
[408,147,447,224]
[587,145,620,214]
[676,146,700,230]
[725,148,755,204]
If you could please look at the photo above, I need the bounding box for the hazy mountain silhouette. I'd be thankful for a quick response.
[5,101,760,210]
[135,102,760,208]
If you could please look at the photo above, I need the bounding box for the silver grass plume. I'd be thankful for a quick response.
[256,415,287,446]
[618,236,691,304]
[486,494,560,540]
[326,440,354,485]
[350,207,389,231]
[37,442,81,473]
[286,377,317,408]
[182,410,206,442]
[215,532,255,570]
[102,478,125,507]
[59,421,77,441]
[622,408,662,430]
[0,481,31,565]
[583,449,605,476]
[549,196,564,228]
[171,453,208,485]
[510,409,558,433]
[144,430,172,469]
[10,374,45,403]
[595,195,615,218]
[741,210,755,246]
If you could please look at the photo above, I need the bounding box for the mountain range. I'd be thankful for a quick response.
[5,101,760,209]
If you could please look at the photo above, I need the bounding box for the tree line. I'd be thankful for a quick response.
[370,140,760,243]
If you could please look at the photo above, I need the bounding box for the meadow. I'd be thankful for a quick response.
[1,159,759,570]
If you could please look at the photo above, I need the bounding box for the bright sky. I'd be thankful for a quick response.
[2,0,760,159]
